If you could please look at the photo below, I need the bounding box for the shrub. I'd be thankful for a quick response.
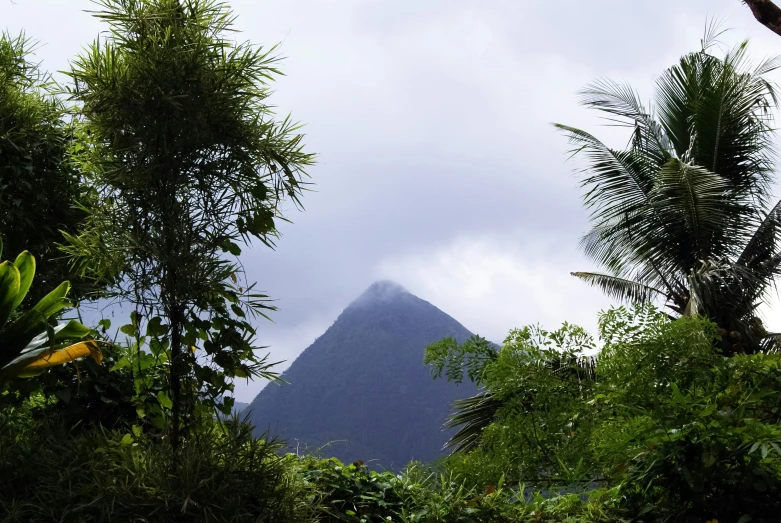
[428,305,781,522]
[0,415,313,523]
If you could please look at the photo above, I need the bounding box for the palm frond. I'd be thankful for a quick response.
[737,198,781,270]
[577,78,672,167]
[656,44,777,203]
[554,124,656,224]
[651,158,741,263]
[571,271,665,303]
[444,391,503,454]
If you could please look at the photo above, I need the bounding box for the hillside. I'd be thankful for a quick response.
[245,281,478,470]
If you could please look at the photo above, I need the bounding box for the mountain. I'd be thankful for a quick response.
[245,281,478,470]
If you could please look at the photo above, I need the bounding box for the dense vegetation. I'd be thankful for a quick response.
[4,0,781,521]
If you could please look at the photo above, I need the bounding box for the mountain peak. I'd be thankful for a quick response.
[246,279,477,470]
[354,280,409,304]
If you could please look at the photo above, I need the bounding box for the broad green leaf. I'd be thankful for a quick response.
[30,281,71,320]
[157,390,173,409]
[111,356,131,372]
[11,251,35,311]
[0,261,21,329]
[146,316,168,337]
[53,320,91,341]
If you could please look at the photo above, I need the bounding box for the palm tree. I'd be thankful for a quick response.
[558,30,781,354]
[440,30,781,455]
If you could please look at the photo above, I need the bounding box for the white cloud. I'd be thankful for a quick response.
[375,231,614,344]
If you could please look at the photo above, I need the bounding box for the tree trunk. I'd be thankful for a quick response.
[743,0,781,37]
[169,303,185,450]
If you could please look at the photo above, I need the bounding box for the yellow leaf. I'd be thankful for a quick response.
[230,273,237,283]
[22,341,101,371]
[191,345,197,353]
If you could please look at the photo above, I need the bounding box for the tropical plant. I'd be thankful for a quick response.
[428,30,781,459]
[61,0,314,447]
[0,32,93,307]
[0,239,100,384]
[556,27,781,354]
[431,306,781,521]
[0,415,314,523]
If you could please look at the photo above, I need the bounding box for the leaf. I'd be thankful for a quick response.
[29,281,71,320]
[571,271,664,303]
[157,390,173,410]
[231,304,245,317]
[120,433,134,446]
[145,316,168,337]
[11,251,35,311]
[55,388,72,404]
[17,341,99,374]
[120,324,137,337]
[0,260,21,329]
[227,242,241,256]
[670,382,686,405]
[111,356,131,372]
[54,320,91,341]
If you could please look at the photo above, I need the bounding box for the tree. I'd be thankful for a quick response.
[0,32,90,306]
[430,31,781,457]
[432,307,781,521]
[62,0,314,447]
[743,0,781,37]
[557,29,781,354]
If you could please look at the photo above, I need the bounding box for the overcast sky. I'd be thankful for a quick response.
[6,0,781,401]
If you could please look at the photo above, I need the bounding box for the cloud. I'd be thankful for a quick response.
[9,0,781,404]
[375,231,614,343]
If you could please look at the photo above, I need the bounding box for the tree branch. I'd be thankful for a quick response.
[744,0,781,37]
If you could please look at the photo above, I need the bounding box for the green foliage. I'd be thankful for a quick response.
[9,318,169,433]
[0,33,91,306]
[430,305,781,521]
[0,415,312,522]
[425,335,497,386]
[557,29,781,353]
[298,458,400,522]
[0,242,98,385]
[60,0,314,444]
[294,456,623,523]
